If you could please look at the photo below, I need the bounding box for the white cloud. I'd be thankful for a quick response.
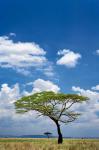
[92,85,99,91]
[0,36,47,70]
[0,83,41,125]
[72,86,99,102]
[96,49,99,55]
[0,35,56,77]
[1,82,99,136]
[0,83,20,118]
[24,79,60,96]
[0,83,20,105]
[0,80,60,135]
[0,79,60,117]
[0,79,60,119]
[72,86,99,128]
[57,49,81,68]
[32,79,60,93]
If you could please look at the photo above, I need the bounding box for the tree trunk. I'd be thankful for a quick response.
[55,121,63,144]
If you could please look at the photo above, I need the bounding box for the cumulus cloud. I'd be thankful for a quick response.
[0,35,56,77]
[57,49,81,68]
[0,36,48,74]
[0,79,60,117]
[1,82,99,136]
[24,79,60,95]
[0,83,20,118]
[0,80,60,135]
[72,86,99,129]
[0,83,41,124]
[92,85,99,91]
[32,79,60,93]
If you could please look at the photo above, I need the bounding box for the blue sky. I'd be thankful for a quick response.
[0,0,99,137]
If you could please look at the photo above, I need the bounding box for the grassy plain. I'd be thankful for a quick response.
[0,138,99,150]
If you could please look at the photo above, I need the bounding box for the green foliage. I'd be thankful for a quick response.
[15,91,88,124]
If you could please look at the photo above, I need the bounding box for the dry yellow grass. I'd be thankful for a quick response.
[0,138,99,150]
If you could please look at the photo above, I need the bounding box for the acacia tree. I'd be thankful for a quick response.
[15,91,88,144]
[44,132,52,139]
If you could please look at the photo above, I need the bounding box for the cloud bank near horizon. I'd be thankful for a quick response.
[0,79,99,136]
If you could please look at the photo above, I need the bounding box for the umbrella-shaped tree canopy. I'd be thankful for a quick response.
[15,91,88,144]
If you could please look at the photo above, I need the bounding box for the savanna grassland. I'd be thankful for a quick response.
[0,138,99,150]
